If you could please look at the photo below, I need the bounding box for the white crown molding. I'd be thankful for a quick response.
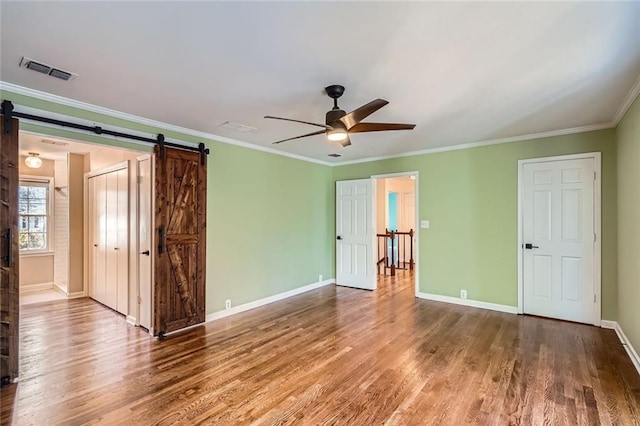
[206,278,335,323]
[0,81,333,167]
[335,122,614,167]
[416,292,518,314]
[1,81,624,168]
[612,74,640,125]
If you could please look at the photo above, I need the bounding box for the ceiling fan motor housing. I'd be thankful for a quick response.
[326,109,346,125]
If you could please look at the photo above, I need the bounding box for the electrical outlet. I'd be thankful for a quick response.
[460,289,467,299]
[225,299,231,310]
[319,274,323,282]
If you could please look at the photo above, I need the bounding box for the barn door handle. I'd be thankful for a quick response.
[524,243,539,249]
[158,226,166,254]
[2,228,13,267]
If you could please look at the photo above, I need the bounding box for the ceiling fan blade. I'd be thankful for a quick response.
[272,129,326,144]
[339,135,351,147]
[348,122,416,133]
[338,99,389,130]
[265,116,331,130]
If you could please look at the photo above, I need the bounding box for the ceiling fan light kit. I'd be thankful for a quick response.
[265,84,416,147]
[327,128,348,142]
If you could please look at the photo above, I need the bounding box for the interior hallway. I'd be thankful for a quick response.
[1,270,639,424]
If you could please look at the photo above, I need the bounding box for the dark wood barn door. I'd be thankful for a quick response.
[0,115,19,383]
[154,146,206,336]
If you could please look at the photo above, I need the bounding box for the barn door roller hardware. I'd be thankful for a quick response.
[2,101,13,135]
[0,100,210,155]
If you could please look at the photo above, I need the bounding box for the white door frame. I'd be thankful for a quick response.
[135,154,154,330]
[517,152,602,325]
[371,171,420,297]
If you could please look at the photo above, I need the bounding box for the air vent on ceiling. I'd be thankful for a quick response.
[19,57,78,81]
[218,121,257,133]
[328,154,341,158]
[41,139,68,147]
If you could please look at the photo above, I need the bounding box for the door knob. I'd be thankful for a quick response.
[336,236,342,240]
[141,250,150,256]
[524,243,539,249]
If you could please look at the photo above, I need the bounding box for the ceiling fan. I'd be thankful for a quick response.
[265,85,416,147]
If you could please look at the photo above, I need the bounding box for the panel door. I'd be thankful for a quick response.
[336,179,375,290]
[0,115,20,383]
[154,147,206,336]
[105,171,119,310]
[93,173,108,305]
[87,176,96,299]
[115,168,129,315]
[522,158,596,324]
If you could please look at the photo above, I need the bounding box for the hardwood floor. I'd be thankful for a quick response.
[2,270,639,425]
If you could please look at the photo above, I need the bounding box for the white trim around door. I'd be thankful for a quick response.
[517,152,602,325]
[371,171,419,298]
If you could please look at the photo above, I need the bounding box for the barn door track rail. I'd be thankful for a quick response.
[1,100,210,161]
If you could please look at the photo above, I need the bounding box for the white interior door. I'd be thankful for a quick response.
[105,171,119,310]
[137,156,152,330]
[522,157,596,324]
[94,173,107,304]
[115,168,129,315]
[336,179,375,290]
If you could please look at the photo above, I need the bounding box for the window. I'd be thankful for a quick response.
[18,178,52,252]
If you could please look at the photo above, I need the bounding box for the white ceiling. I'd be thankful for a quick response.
[19,132,134,161]
[1,2,639,164]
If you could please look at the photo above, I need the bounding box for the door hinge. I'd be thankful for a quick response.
[593,294,596,303]
[137,295,142,304]
[137,175,142,184]
[594,171,596,180]
[594,232,597,243]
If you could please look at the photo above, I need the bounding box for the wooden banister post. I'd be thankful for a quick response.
[390,230,396,276]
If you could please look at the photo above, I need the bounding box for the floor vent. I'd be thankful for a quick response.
[19,57,78,81]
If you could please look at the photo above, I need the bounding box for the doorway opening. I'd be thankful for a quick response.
[373,173,417,295]
[335,172,419,295]
[17,131,154,330]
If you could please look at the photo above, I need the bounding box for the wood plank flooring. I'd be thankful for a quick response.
[2,270,639,425]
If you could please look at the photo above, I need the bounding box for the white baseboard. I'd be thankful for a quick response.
[206,278,336,323]
[53,283,68,296]
[20,282,53,294]
[126,315,137,326]
[416,292,518,314]
[67,291,85,299]
[601,320,640,377]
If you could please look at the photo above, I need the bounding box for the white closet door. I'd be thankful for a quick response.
[88,176,96,298]
[115,168,129,315]
[105,171,119,310]
[94,173,108,305]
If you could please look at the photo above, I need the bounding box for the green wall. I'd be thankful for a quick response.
[333,130,618,320]
[1,89,336,315]
[616,94,640,353]
[3,87,626,327]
